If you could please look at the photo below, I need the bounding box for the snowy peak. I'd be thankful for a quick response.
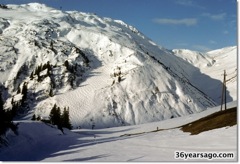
[207,46,236,55]
[172,49,214,67]
[172,46,237,104]
[172,46,237,69]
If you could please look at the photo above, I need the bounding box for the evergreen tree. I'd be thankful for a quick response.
[21,82,28,106]
[50,41,53,50]
[46,61,51,76]
[117,76,121,83]
[0,93,7,136]
[0,92,3,111]
[36,115,41,121]
[35,64,42,76]
[49,104,61,126]
[31,114,36,120]
[61,107,72,129]
[30,71,34,80]
[49,88,54,97]
[0,92,18,142]
[21,83,27,98]
[49,104,72,132]
[64,60,69,69]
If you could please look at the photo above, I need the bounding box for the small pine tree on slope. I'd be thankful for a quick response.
[61,107,72,130]
[49,104,61,126]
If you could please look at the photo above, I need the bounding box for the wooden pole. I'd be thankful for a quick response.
[220,71,224,111]
[224,70,227,110]
[220,70,226,111]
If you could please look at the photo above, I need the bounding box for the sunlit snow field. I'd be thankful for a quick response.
[0,101,237,162]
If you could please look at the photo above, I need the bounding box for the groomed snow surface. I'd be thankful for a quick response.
[0,101,237,162]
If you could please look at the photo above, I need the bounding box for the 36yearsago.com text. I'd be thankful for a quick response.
[175,151,235,160]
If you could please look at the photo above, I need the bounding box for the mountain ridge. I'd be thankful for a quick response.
[172,46,237,104]
[0,3,236,128]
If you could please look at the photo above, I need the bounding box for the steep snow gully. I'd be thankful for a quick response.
[0,3,237,129]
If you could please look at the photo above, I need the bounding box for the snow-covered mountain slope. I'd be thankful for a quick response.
[0,101,237,161]
[206,47,237,102]
[172,49,214,68]
[172,46,237,104]
[0,3,226,129]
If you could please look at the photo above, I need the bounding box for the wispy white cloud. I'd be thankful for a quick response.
[229,19,236,28]
[153,18,197,26]
[202,12,226,21]
[176,0,194,6]
[209,40,217,44]
[223,30,229,34]
[175,0,205,9]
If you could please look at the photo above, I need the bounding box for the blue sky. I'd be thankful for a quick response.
[0,0,237,52]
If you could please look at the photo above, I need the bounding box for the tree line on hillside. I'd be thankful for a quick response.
[32,104,72,132]
[0,89,72,146]
[49,104,72,130]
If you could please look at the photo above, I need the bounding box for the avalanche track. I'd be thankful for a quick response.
[54,63,112,127]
